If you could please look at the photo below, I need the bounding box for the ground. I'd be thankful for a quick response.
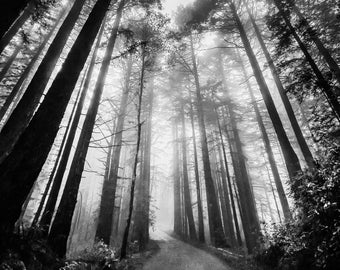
[140,230,232,270]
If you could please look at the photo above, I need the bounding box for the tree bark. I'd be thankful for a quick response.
[189,34,226,247]
[0,0,87,162]
[47,1,123,256]
[0,0,113,237]
[245,2,315,169]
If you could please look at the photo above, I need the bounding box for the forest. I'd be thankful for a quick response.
[0,0,339,269]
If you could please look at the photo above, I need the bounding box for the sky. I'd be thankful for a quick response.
[162,0,195,14]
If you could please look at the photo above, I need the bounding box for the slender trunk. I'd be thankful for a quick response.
[96,52,133,244]
[216,109,242,246]
[272,0,340,119]
[120,41,146,260]
[189,100,205,242]
[0,0,36,54]
[245,2,315,168]
[0,0,87,162]
[237,55,292,221]
[173,119,182,235]
[0,0,112,237]
[39,17,106,229]
[180,104,197,241]
[0,8,66,123]
[229,0,302,181]
[189,34,226,247]
[47,2,123,256]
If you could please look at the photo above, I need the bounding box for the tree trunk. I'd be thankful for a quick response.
[31,71,85,227]
[39,17,106,230]
[0,0,36,54]
[180,103,197,241]
[229,0,302,181]
[189,100,205,242]
[172,119,182,235]
[0,40,24,83]
[96,52,133,244]
[0,0,87,162]
[189,34,226,247]
[237,54,292,221]
[0,0,30,40]
[47,1,123,256]
[272,0,340,119]
[0,7,66,123]
[134,81,154,250]
[0,0,112,237]
[216,108,242,246]
[245,2,315,169]
[120,41,146,260]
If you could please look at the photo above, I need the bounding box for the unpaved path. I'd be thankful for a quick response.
[141,231,232,270]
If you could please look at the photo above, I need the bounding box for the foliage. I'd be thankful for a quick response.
[256,142,340,270]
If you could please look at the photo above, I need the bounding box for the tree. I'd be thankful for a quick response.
[0,0,113,236]
[48,0,125,256]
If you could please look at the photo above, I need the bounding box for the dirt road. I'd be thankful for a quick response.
[141,231,232,270]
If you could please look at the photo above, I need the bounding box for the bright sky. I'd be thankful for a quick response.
[162,0,195,14]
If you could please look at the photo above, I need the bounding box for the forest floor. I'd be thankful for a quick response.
[138,230,233,270]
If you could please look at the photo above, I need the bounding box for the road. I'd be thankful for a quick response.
[141,231,232,270]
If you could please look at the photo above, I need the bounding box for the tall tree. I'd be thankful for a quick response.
[96,52,133,244]
[39,17,106,230]
[244,2,315,168]
[189,34,227,247]
[180,103,197,241]
[0,0,113,236]
[48,0,124,256]
[228,0,302,181]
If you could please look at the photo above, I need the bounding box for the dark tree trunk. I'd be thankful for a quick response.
[31,72,85,227]
[120,40,146,260]
[0,8,66,122]
[96,52,132,244]
[229,0,302,181]
[237,54,292,221]
[245,2,315,169]
[39,17,106,230]
[172,119,182,235]
[0,0,87,162]
[189,34,227,247]
[0,0,36,54]
[0,0,30,41]
[0,0,113,237]
[189,100,205,242]
[47,2,123,256]
[180,103,197,241]
[272,0,340,119]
